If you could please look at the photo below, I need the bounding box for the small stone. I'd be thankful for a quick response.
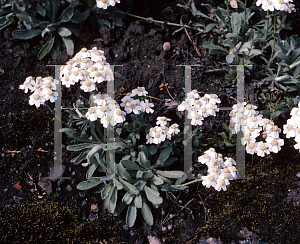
[66,185,72,192]
[38,178,52,195]
[161,226,167,232]
[13,196,23,203]
[91,204,99,212]
[114,72,122,79]
[163,42,171,51]
[296,172,300,178]
[167,224,172,230]
[148,235,162,244]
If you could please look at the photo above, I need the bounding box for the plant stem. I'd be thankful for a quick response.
[44,103,77,132]
[115,9,192,29]
[264,10,269,40]
[181,178,202,186]
[267,13,276,70]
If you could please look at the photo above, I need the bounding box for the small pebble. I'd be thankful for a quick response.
[66,185,72,192]
[167,224,172,230]
[91,204,99,212]
[161,226,167,232]
[163,42,171,51]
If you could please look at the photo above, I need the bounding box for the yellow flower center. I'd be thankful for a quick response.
[268,0,273,5]
[223,168,229,173]
[130,104,135,109]
[203,154,209,158]
[89,108,95,114]
[246,104,252,110]
[47,76,53,81]
[296,109,300,116]
[64,75,69,81]
[138,87,143,92]
[81,47,87,52]
[286,124,293,131]
[81,70,88,76]
[231,112,236,118]
[263,119,270,125]
[45,83,51,88]
[201,108,207,113]
[271,139,278,146]
[230,122,235,128]
[248,143,255,149]
[211,94,216,99]
[23,81,29,86]
[251,116,257,122]
[84,80,91,86]
[90,66,96,72]
[272,126,278,132]
[202,96,208,101]
[33,94,39,100]
[116,109,122,115]
[297,128,300,134]
[219,179,225,185]
[194,115,199,119]
[278,0,284,3]
[209,148,215,152]
[259,144,266,150]
[151,128,156,132]
[34,84,40,89]
[212,167,218,172]
[155,133,160,138]
[244,134,250,141]
[244,115,248,120]
[146,104,151,108]
[94,71,101,77]
[73,71,79,76]
[47,90,53,96]
[195,100,200,105]
[208,175,214,181]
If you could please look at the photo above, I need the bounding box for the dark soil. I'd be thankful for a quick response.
[1,0,300,243]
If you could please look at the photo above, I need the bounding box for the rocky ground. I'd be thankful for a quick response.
[1,0,300,243]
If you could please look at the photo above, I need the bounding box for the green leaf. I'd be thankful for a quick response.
[121,160,143,171]
[126,203,137,227]
[144,185,163,205]
[154,170,185,179]
[113,201,126,216]
[153,174,164,185]
[175,173,187,185]
[122,192,134,204]
[108,187,117,213]
[116,164,133,182]
[138,145,148,158]
[60,6,74,22]
[103,185,114,213]
[71,9,91,24]
[136,170,144,178]
[67,143,98,151]
[70,150,87,165]
[141,200,153,226]
[226,54,234,64]
[52,0,60,22]
[87,145,103,162]
[38,36,55,60]
[62,36,74,56]
[152,147,172,168]
[113,178,123,190]
[12,29,42,40]
[77,178,103,190]
[119,177,139,195]
[138,151,151,169]
[202,41,228,54]
[203,23,217,33]
[153,157,177,169]
[36,2,46,17]
[57,27,72,37]
[101,184,112,199]
[134,193,142,208]
[50,37,61,59]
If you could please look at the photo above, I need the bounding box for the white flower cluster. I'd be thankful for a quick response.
[19,76,58,108]
[199,148,238,191]
[96,0,120,9]
[146,117,180,144]
[120,87,154,114]
[60,47,113,92]
[85,87,154,127]
[229,102,284,157]
[283,102,300,152]
[177,90,221,126]
[256,0,296,13]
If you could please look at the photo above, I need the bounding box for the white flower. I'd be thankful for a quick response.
[19,76,35,93]
[168,124,180,135]
[246,142,257,155]
[29,92,46,108]
[42,89,57,103]
[61,74,76,87]
[143,99,154,113]
[94,93,109,107]
[101,115,113,128]
[214,177,230,191]
[198,153,210,165]
[130,87,148,97]
[90,70,105,84]
[146,134,153,144]
[102,64,114,81]
[205,148,218,160]
[265,124,281,138]
[152,131,166,144]
[223,157,236,167]
[80,80,96,92]
[283,121,296,138]
[205,103,219,116]
[202,174,217,189]
[91,50,106,62]
[190,113,203,126]
[125,100,141,114]
[208,94,221,105]
[86,107,99,121]
[178,101,186,111]
[42,76,57,90]
[266,137,284,153]
[96,0,120,9]
[207,166,221,178]
[256,142,270,157]
[228,166,238,179]
[156,116,171,126]
[114,108,126,124]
